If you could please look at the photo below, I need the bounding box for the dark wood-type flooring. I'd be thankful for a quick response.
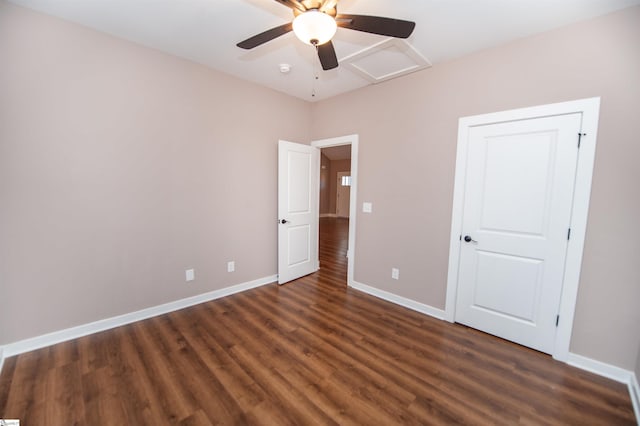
[0,217,635,425]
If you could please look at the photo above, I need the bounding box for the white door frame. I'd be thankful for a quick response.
[445,98,600,362]
[312,134,359,287]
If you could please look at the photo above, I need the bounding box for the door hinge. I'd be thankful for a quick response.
[556,315,560,327]
[578,132,586,148]
[567,228,571,240]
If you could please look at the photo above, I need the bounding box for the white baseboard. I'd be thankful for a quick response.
[630,373,639,425]
[567,352,640,423]
[349,280,446,321]
[2,275,277,360]
[567,352,633,384]
[0,346,4,375]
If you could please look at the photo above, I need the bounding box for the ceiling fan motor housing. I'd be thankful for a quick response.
[292,0,337,17]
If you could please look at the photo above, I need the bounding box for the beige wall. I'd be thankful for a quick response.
[636,345,640,384]
[319,156,351,215]
[0,2,311,344]
[328,159,351,215]
[311,7,640,370]
[319,153,331,214]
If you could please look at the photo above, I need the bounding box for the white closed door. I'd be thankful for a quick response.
[278,140,319,285]
[455,113,582,354]
[336,172,351,218]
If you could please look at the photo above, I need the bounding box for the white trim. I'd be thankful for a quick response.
[553,98,601,362]
[312,135,359,288]
[567,352,639,424]
[445,97,601,363]
[341,38,431,84]
[3,275,276,358]
[630,372,640,425]
[350,280,446,321]
[567,352,633,384]
[0,346,5,375]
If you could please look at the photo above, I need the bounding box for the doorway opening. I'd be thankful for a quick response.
[319,146,351,285]
[312,135,359,287]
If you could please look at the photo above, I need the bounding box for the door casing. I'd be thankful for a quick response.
[445,98,601,362]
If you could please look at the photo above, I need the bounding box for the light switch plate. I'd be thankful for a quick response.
[363,202,372,213]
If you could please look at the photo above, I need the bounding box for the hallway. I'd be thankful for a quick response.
[318,217,349,283]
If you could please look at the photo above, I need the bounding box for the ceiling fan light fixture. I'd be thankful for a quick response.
[292,9,337,46]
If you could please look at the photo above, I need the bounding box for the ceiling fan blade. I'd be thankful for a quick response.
[336,14,416,38]
[273,0,306,13]
[317,41,338,70]
[237,22,293,49]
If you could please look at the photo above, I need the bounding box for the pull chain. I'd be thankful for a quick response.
[311,43,319,98]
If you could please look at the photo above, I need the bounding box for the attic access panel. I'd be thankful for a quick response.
[341,38,431,83]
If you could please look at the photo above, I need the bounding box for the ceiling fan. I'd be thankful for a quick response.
[237,0,416,71]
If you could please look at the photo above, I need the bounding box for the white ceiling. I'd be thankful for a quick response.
[8,0,640,101]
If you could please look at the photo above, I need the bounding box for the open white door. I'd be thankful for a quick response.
[278,140,319,284]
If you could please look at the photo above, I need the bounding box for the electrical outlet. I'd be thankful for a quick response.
[185,268,195,282]
[227,261,235,272]
[391,268,399,280]
[363,202,372,213]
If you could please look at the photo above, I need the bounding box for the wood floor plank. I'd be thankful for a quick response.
[0,357,16,414]
[0,217,635,424]
[128,321,201,422]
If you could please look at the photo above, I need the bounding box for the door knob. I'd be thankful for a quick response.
[464,235,477,243]
[280,219,290,224]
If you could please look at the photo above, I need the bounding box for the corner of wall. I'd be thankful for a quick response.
[631,366,640,424]
[635,343,640,384]
[566,352,634,384]
[0,346,5,375]
[349,280,446,321]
